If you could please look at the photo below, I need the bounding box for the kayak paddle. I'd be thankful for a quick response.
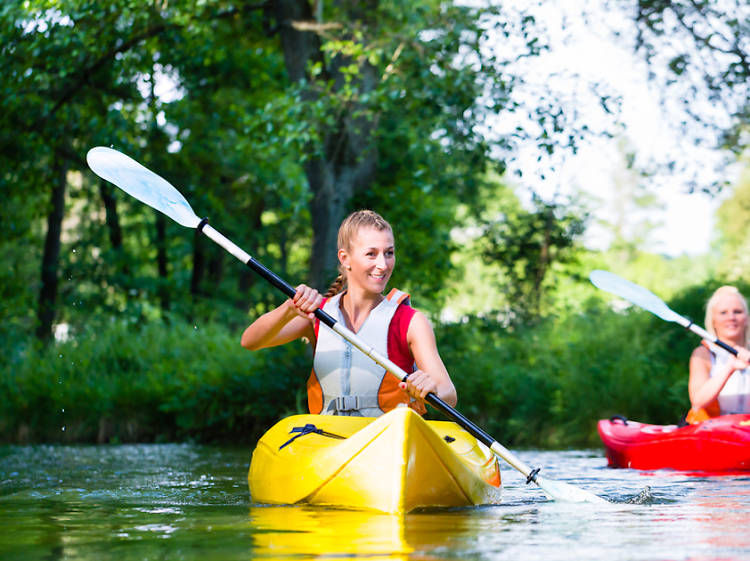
[589,270,740,357]
[87,146,607,504]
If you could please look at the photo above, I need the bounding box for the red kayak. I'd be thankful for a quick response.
[598,414,750,471]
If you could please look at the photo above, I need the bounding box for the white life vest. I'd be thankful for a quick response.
[312,290,410,416]
[709,345,750,414]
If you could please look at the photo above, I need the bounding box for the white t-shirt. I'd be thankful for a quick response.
[710,346,750,414]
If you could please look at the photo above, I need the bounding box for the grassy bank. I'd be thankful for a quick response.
[0,321,310,444]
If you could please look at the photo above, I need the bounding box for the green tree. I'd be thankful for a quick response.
[477,192,588,324]
[591,137,665,261]
[3,0,584,340]
[266,1,559,293]
[715,164,750,279]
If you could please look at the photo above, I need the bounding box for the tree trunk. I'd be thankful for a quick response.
[273,0,380,290]
[305,158,354,289]
[191,228,206,298]
[99,178,131,283]
[236,197,266,307]
[207,250,223,285]
[36,154,67,341]
[155,213,170,313]
[99,179,123,250]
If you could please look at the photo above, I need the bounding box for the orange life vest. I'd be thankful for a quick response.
[306,288,426,416]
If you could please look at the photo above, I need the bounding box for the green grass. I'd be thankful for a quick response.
[0,320,310,444]
[1,295,701,447]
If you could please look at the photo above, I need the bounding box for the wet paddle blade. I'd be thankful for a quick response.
[589,270,684,324]
[536,475,608,504]
[489,441,609,503]
[86,147,201,228]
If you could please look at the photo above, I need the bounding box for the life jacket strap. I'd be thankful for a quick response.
[326,395,380,414]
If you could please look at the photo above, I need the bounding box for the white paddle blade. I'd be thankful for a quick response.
[490,441,609,503]
[536,475,608,504]
[589,270,684,324]
[86,147,201,228]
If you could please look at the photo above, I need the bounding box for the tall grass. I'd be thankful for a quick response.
[436,305,693,448]
[0,320,311,444]
[1,290,710,447]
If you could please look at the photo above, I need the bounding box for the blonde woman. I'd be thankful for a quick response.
[241,210,456,416]
[687,286,750,422]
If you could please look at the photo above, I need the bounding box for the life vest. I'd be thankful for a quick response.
[687,342,750,423]
[306,288,426,417]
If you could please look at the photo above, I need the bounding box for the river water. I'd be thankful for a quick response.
[1,443,749,560]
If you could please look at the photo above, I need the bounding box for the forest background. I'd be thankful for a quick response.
[1,0,748,447]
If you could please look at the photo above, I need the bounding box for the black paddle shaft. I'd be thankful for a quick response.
[713,338,740,356]
[243,255,338,331]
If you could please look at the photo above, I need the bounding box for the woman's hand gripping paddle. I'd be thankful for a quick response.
[589,270,740,357]
[87,146,608,504]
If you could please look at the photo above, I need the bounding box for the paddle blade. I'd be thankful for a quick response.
[589,270,683,324]
[536,475,608,504]
[86,147,200,228]
[489,441,609,503]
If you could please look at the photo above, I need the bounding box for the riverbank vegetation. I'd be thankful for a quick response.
[3,274,749,447]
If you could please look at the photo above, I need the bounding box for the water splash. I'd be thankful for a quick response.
[624,485,653,505]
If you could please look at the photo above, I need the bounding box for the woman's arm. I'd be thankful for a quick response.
[689,345,750,410]
[240,285,322,350]
[403,310,457,407]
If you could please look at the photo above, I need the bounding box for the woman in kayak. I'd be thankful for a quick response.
[687,285,750,422]
[240,209,457,416]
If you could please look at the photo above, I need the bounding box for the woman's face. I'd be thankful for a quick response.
[712,292,748,342]
[341,226,395,294]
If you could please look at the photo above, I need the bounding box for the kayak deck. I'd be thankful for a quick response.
[248,407,502,513]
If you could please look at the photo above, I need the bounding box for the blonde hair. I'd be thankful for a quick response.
[324,210,393,297]
[704,285,749,343]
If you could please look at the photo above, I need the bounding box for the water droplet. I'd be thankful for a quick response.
[61,408,65,413]
[193,325,198,330]
[58,354,63,358]
[72,249,77,254]
[61,426,66,432]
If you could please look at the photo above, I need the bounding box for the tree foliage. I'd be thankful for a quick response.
[715,165,750,279]
[1,0,578,340]
[626,0,749,189]
[477,192,588,324]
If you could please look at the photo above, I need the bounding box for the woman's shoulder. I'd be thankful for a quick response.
[402,307,434,337]
[691,343,712,360]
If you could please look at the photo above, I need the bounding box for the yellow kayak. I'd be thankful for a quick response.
[248,406,502,513]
